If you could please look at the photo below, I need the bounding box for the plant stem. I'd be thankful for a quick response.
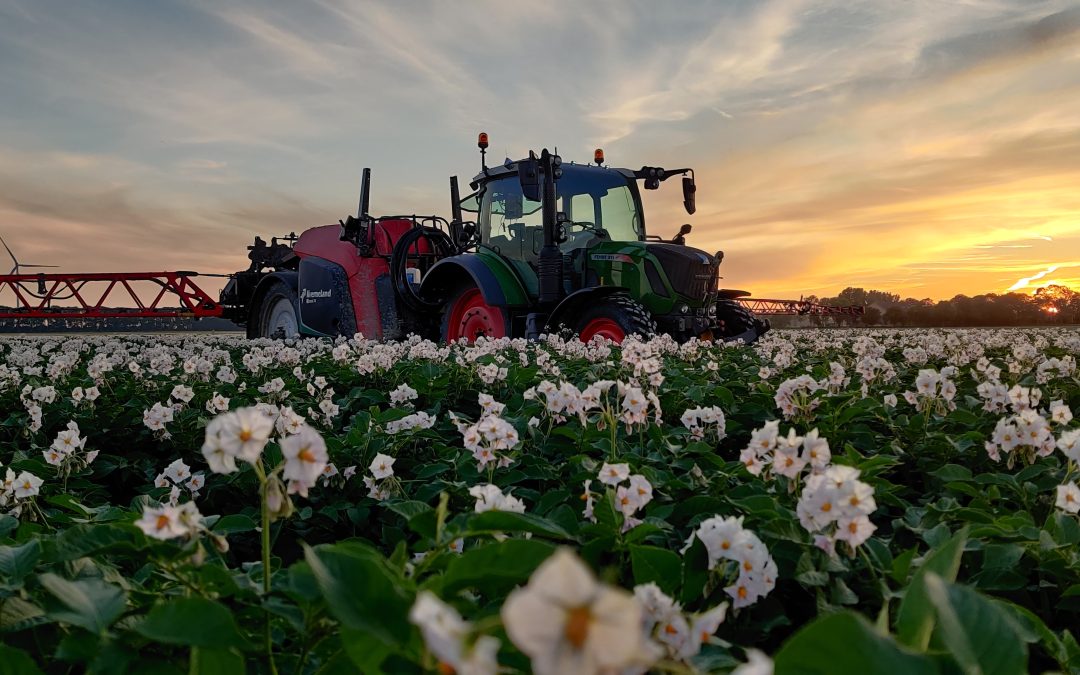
[255,461,279,675]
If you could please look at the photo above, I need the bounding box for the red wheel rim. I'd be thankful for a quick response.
[446,288,507,342]
[580,318,626,344]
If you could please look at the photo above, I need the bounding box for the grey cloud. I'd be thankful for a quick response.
[915,6,1080,79]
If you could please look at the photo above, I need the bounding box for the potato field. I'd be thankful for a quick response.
[0,328,1078,674]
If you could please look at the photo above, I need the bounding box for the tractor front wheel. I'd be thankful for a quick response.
[441,286,508,343]
[574,294,656,344]
[715,298,768,344]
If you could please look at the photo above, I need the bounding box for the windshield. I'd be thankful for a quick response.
[477,165,642,257]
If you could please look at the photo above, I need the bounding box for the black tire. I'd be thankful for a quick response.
[249,279,300,339]
[715,298,768,344]
[573,294,657,342]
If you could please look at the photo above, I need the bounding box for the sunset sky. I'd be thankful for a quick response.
[1,0,1079,300]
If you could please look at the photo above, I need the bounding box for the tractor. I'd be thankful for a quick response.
[221,135,769,344]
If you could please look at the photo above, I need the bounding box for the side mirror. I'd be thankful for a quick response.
[518,155,541,203]
[678,223,692,237]
[682,175,697,215]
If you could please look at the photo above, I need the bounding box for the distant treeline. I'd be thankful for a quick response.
[771,285,1080,328]
[0,316,240,333]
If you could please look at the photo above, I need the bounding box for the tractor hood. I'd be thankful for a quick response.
[646,242,720,301]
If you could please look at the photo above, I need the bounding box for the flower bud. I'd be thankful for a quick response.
[211,533,230,553]
[266,476,294,522]
[190,543,206,566]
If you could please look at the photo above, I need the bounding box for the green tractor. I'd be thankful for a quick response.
[417,138,769,343]
[226,135,769,344]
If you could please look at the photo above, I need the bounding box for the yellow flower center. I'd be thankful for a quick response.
[239,429,252,442]
[155,514,170,530]
[298,448,315,463]
[821,502,832,512]
[564,606,592,649]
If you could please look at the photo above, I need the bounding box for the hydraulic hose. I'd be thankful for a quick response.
[390,226,454,314]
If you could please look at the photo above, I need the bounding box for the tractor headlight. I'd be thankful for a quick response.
[707,304,717,317]
[679,304,690,314]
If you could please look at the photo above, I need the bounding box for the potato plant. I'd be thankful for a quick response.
[0,328,1077,674]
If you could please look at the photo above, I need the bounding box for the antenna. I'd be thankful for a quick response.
[0,235,58,275]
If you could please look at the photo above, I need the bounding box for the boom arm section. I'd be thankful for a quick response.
[0,272,224,319]
[737,298,866,316]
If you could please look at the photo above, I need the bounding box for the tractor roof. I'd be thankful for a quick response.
[470,158,634,190]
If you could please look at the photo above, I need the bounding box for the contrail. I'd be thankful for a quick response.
[1007,265,1058,291]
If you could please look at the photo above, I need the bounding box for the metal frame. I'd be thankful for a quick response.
[0,272,223,319]
[737,298,866,316]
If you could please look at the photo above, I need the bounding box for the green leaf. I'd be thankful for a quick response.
[190,647,246,675]
[441,539,554,595]
[629,545,682,595]
[48,523,146,562]
[303,542,412,647]
[994,599,1074,670]
[385,500,433,521]
[39,573,127,634]
[0,515,17,539]
[896,527,967,650]
[135,598,249,650]
[340,627,396,674]
[924,574,1027,675]
[773,611,937,674]
[930,464,973,483]
[0,595,48,632]
[0,644,44,675]
[680,536,709,605]
[208,514,257,535]
[0,539,40,581]
[465,510,576,541]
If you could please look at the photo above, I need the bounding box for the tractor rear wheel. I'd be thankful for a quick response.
[441,285,508,343]
[574,294,656,344]
[715,298,768,344]
[250,279,300,339]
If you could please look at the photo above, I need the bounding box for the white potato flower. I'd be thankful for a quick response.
[281,425,329,488]
[201,415,238,475]
[13,471,43,499]
[409,591,499,675]
[1056,482,1080,514]
[501,548,652,675]
[218,407,274,464]
[598,462,630,486]
[369,453,395,480]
